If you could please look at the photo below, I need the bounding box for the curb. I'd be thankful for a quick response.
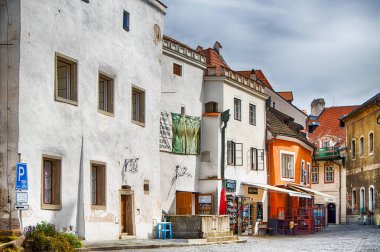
[78,239,246,251]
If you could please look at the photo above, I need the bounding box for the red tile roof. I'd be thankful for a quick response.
[199,48,229,69]
[236,70,251,78]
[255,70,273,89]
[277,91,294,102]
[308,106,359,146]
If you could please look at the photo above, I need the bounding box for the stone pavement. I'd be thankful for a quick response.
[86,224,380,252]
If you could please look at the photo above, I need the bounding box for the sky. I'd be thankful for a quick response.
[162,0,380,113]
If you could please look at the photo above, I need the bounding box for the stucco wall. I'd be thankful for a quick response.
[16,0,164,240]
[345,103,380,225]
[0,0,21,230]
[265,88,307,127]
[160,50,204,214]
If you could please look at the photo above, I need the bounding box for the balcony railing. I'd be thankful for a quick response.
[314,147,341,160]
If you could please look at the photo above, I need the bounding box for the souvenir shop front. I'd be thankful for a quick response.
[225,180,267,235]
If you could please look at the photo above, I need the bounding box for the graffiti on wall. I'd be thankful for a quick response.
[170,165,192,185]
[124,158,139,174]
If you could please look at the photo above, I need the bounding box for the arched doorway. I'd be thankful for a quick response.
[327,203,336,224]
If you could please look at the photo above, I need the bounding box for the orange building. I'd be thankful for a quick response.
[267,108,318,233]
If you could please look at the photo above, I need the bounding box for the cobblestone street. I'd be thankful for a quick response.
[134,224,380,252]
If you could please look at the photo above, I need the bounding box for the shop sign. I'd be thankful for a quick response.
[225,179,236,192]
[199,195,212,204]
[248,187,258,194]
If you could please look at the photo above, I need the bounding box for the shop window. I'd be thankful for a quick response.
[98,73,114,115]
[280,152,294,180]
[42,156,62,210]
[91,162,106,208]
[249,103,256,125]
[234,98,241,121]
[55,53,77,104]
[173,63,182,76]
[369,132,374,155]
[312,166,319,184]
[227,141,243,166]
[205,102,218,113]
[132,86,145,125]
[324,166,333,183]
[359,136,364,158]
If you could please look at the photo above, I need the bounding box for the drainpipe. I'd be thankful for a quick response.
[220,110,230,181]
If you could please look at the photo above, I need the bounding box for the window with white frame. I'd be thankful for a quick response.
[249,103,256,125]
[312,166,319,183]
[359,136,364,158]
[227,141,243,166]
[351,139,356,159]
[306,163,310,185]
[360,187,365,213]
[250,147,264,171]
[300,160,305,183]
[369,132,374,155]
[281,152,294,180]
[234,98,241,121]
[369,186,375,212]
[324,166,333,183]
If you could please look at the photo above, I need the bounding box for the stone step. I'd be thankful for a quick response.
[206,236,238,243]
[119,235,137,240]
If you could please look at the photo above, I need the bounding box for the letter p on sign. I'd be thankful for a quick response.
[16,163,28,190]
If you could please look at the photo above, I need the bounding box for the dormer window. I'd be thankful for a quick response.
[205,102,218,113]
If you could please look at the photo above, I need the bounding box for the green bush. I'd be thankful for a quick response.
[24,221,82,252]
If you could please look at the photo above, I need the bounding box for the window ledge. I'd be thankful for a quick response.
[368,152,374,156]
[55,96,78,106]
[41,204,62,210]
[281,178,295,182]
[91,205,107,210]
[98,109,114,117]
[132,120,145,127]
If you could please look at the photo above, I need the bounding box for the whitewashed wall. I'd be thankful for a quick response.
[160,49,205,214]
[16,0,165,241]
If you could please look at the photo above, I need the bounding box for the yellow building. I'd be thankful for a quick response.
[341,93,380,225]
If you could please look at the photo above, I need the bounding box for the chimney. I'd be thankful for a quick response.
[213,41,222,55]
[196,45,204,52]
[250,69,257,80]
[310,98,325,117]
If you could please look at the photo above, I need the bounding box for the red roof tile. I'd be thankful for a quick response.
[308,106,359,146]
[277,91,294,102]
[255,70,273,89]
[199,48,229,69]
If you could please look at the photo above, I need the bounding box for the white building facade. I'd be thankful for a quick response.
[0,0,166,241]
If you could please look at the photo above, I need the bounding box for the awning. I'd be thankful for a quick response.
[241,182,311,199]
[288,184,336,199]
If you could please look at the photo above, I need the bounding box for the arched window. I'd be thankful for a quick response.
[360,187,365,214]
[352,189,357,210]
[205,101,218,113]
[351,139,356,159]
[369,132,374,155]
[359,136,364,158]
[369,186,375,213]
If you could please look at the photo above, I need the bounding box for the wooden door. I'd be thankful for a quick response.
[126,195,134,234]
[121,195,127,233]
[176,191,192,215]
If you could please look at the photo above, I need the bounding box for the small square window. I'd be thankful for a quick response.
[91,162,106,208]
[42,156,61,210]
[55,53,78,104]
[132,87,145,125]
[98,73,114,115]
[173,63,182,76]
[123,11,130,31]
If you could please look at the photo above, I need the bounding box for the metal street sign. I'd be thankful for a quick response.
[16,163,28,190]
[16,191,28,203]
[15,204,29,210]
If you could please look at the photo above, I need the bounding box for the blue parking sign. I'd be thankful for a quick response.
[16,163,28,190]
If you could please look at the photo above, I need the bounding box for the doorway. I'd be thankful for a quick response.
[120,191,135,236]
[176,191,192,215]
[327,203,336,224]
